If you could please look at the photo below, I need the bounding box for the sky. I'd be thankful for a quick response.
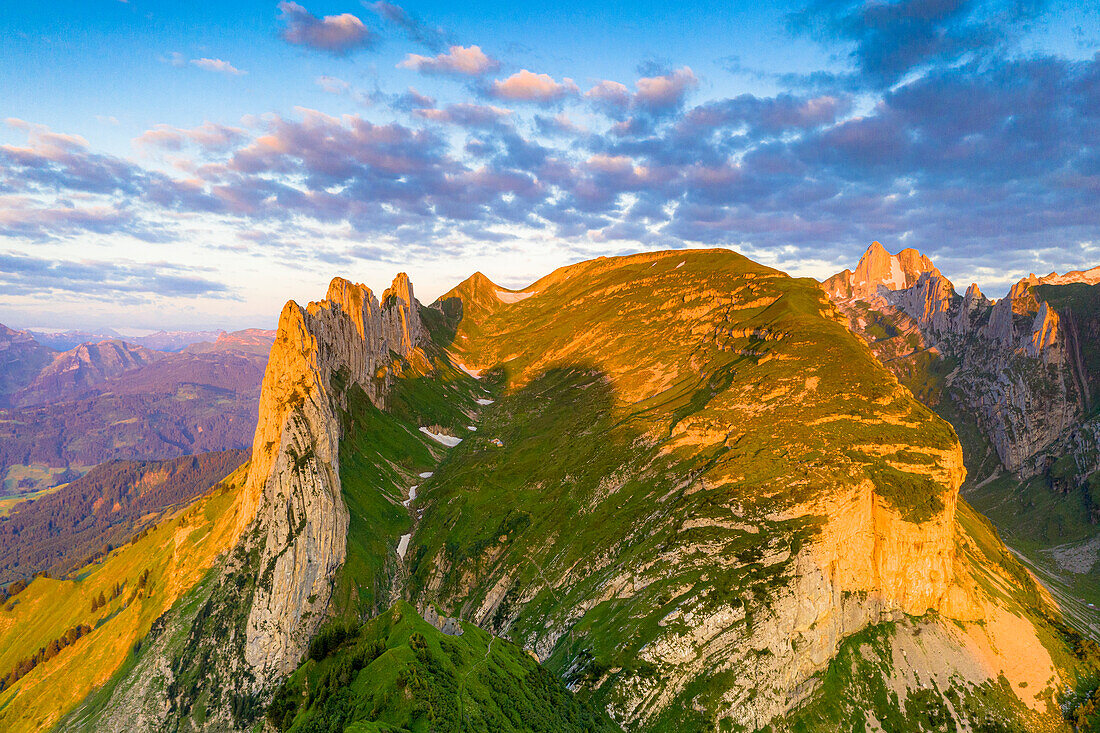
[0,0,1098,330]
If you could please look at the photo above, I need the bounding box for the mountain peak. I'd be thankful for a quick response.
[824,241,944,301]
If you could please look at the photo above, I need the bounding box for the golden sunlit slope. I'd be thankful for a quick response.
[0,463,250,732]
[405,247,1097,731]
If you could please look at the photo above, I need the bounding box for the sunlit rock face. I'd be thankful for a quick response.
[826,242,1093,474]
[241,274,423,681]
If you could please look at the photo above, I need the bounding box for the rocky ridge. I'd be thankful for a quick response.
[825,243,1095,475]
[240,273,424,682]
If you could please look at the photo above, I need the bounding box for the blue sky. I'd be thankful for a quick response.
[0,0,1098,330]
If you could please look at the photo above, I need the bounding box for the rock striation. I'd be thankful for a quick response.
[241,274,423,682]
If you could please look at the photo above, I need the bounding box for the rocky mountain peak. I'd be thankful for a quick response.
[239,273,425,681]
[824,241,943,302]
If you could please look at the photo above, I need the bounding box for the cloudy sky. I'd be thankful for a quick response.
[1,0,1098,330]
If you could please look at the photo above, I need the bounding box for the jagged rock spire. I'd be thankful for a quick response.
[239,273,424,683]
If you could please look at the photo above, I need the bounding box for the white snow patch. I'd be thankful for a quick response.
[887,256,905,289]
[675,261,686,269]
[467,425,477,431]
[496,289,535,303]
[456,362,482,379]
[420,427,462,447]
[403,485,418,507]
[419,471,434,478]
[476,398,495,405]
[397,533,411,558]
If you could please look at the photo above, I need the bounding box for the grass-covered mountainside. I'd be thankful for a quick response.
[268,600,618,732]
[0,462,251,731]
[403,249,1095,730]
[0,248,1097,732]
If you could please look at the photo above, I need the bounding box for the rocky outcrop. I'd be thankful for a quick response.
[241,274,423,683]
[826,242,1094,474]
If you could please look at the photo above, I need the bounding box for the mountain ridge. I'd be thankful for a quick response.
[0,248,1096,732]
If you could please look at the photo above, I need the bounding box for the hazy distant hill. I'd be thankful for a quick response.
[0,327,274,499]
[11,340,162,408]
[0,325,54,406]
[0,448,248,585]
[26,328,224,352]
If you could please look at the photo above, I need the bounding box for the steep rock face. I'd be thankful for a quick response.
[12,339,162,407]
[827,242,1089,474]
[241,274,423,682]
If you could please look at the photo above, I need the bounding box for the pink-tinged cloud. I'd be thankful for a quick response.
[134,122,247,152]
[278,1,374,56]
[585,80,631,108]
[588,67,698,115]
[399,45,498,76]
[635,67,698,110]
[190,58,246,75]
[488,70,579,103]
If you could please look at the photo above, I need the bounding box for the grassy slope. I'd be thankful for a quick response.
[407,249,965,728]
[329,345,491,622]
[268,600,619,732]
[0,462,250,732]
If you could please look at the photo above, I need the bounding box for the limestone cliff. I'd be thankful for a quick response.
[826,242,1092,475]
[240,273,423,682]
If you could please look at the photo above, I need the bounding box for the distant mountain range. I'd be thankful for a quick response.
[24,328,226,352]
[1,251,1099,732]
[0,326,275,501]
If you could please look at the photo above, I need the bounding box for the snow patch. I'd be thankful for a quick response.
[496,289,535,303]
[397,533,411,558]
[403,485,418,507]
[419,471,434,478]
[467,425,477,431]
[887,256,905,289]
[675,261,686,269]
[456,362,482,379]
[420,427,462,447]
[476,398,495,405]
